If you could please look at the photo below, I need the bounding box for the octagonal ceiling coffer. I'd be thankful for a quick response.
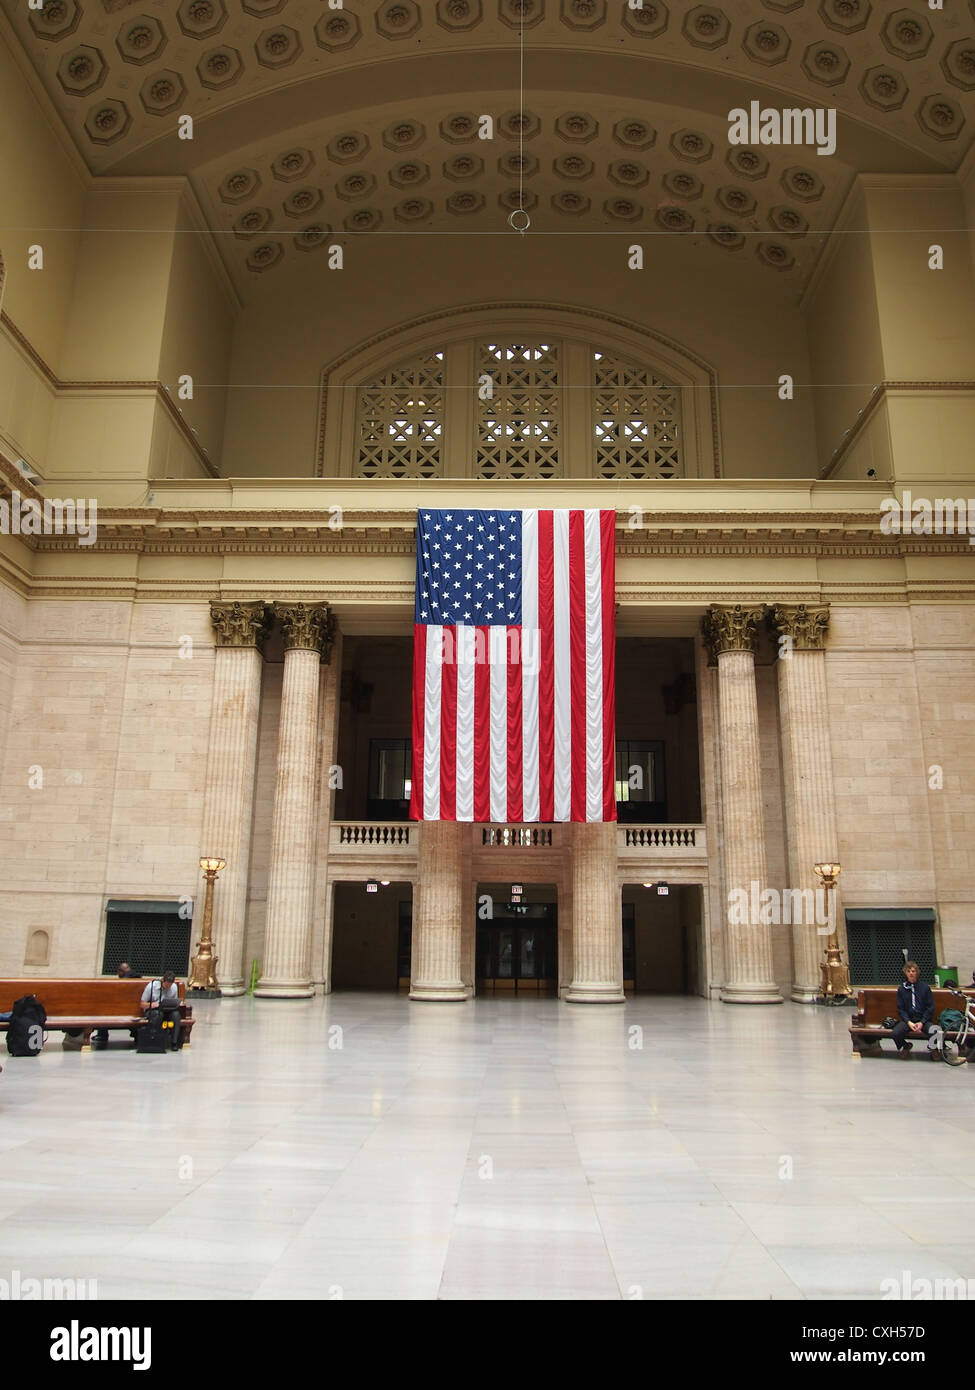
[177,0,227,39]
[57,45,106,96]
[116,15,166,65]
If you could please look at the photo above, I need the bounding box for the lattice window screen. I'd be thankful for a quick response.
[593,351,683,479]
[845,918,936,987]
[103,910,191,977]
[355,350,444,478]
[477,342,561,479]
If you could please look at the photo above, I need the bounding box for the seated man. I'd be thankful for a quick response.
[94,962,141,1043]
[141,970,182,1051]
[891,960,935,1056]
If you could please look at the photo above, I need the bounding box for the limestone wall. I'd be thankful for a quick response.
[825,603,975,973]
[0,586,971,992]
[0,598,213,975]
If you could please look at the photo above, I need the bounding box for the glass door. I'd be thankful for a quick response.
[476,906,557,994]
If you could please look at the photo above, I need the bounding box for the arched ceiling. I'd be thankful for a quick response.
[189,89,854,282]
[6,0,974,286]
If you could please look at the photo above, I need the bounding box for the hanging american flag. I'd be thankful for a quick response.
[410,508,616,824]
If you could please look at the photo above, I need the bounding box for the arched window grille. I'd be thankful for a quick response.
[355,349,444,478]
[477,341,560,480]
[593,351,682,479]
[347,334,685,479]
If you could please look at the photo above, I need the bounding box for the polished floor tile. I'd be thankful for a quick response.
[5,992,975,1300]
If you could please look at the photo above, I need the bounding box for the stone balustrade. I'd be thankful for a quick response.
[618,824,707,856]
[330,822,417,852]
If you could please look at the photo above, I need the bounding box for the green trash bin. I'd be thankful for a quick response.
[934,967,958,988]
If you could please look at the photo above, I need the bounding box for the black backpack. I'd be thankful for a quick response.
[6,994,47,1056]
[136,1006,167,1054]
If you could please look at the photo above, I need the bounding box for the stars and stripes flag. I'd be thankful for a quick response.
[410,508,616,823]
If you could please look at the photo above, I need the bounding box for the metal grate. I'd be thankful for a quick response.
[593,350,683,479]
[845,916,936,986]
[355,350,444,478]
[103,909,191,977]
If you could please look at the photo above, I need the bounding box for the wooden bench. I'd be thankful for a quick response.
[849,987,973,1056]
[0,978,194,1052]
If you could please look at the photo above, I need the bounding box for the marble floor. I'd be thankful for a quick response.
[2,992,975,1301]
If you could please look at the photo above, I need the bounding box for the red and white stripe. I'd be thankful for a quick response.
[411,509,615,823]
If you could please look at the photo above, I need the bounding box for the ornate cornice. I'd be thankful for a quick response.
[16,579,975,610]
[273,601,335,658]
[766,602,831,651]
[13,506,975,559]
[209,600,271,650]
[701,604,766,663]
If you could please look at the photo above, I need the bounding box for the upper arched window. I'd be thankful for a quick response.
[323,307,717,479]
[356,348,444,479]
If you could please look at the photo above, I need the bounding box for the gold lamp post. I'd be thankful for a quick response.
[188,856,226,996]
[814,861,852,1001]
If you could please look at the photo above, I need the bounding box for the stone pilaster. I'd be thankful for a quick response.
[255,602,332,999]
[410,820,467,1001]
[311,629,343,992]
[695,632,724,997]
[565,821,625,1004]
[768,604,840,1002]
[199,601,270,995]
[702,605,782,1004]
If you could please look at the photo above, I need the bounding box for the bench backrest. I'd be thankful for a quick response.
[857,986,970,1026]
[0,978,185,1016]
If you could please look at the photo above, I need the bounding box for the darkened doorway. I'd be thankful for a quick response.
[331,881,412,990]
[622,884,703,995]
[476,893,558,996]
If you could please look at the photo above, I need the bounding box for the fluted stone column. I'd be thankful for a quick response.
[255,603,333,999]
[199,601,270,995]
[410,820,467,1001]
[565,821,625,1004]
[311,629,343,992]
[703,605,782,1004]
[768,604,841,1003]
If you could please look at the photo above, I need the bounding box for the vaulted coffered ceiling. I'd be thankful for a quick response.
[4,0,974,283]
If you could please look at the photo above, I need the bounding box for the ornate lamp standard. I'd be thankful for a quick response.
[188,856,226,997]
[814,861,852,1002]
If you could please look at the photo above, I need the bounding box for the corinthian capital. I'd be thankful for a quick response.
[701,604,765,664]
[766,603,830,651]
[210,600,271,650]
[274,601,335,658]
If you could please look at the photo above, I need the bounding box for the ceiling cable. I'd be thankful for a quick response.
[508,4,530,236]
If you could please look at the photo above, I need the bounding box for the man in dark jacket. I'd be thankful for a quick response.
[891,960,935,1056]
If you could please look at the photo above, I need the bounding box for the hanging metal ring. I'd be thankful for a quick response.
[507,208,531,234]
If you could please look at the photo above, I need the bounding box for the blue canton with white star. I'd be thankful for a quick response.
[415,509,523,626]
